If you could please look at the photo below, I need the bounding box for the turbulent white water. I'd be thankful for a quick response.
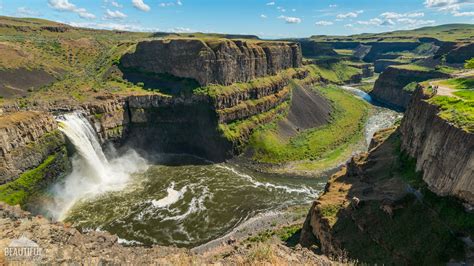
[47,112,148,220]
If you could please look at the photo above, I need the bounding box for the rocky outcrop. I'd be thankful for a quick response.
[298,40,338,57]
[120,38,302,86]
[0,202,191,265]
[82,96,129,143]
[374,59,405,73]
[126,94,233,161]
[301,126,473,264]
[0,112,65,184]
[362,42,420,62]
[445,43,474,64]
[400,88,474,204]
[370,66,450,110]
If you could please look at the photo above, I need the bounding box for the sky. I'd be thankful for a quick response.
[0,0,473,38]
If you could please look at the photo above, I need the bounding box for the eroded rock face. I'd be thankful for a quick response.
[370,67,450,110]
[0,111,64,184]
[400,88,474,204]
[445,43,474,64]
[120,38,302,86]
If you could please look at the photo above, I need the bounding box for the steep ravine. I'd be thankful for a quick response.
[301,87,474,264]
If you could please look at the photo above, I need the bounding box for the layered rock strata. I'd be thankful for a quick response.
[120,38,303,86]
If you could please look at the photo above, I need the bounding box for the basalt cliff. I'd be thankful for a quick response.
[370,66,450,110]
[121,38,302,86]
[301,87,474,264]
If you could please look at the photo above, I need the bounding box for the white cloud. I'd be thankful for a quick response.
[266,1,275,6]
[315,20,333,26]
[104,9,127,19]
[380,12,424,19]
[453,10,474,15]
[277,6,286,12]
[111,1,122,8]
[48,0,95,19]
[260,14,267,19]
[278,15,301,24]
[132,0,150,12]
[171,26,192,33]
[357,18,383,25]
[344,23,354,28]
[104,0,123,8]
[424,0,474,16]
[68,21,158,32]
[17,7,39,17]
[357,16,435,28]
[337,10,363,19]
[329,4,338,8]
[159,0,183,7]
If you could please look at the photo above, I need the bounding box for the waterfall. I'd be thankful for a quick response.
[47,112,148,221]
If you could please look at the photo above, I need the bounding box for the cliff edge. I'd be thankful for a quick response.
[120,38,302,86]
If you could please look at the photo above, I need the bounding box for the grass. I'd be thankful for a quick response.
[199,67,304,99]
[310,24,474,42]
[392,64,433,72]
[429,94,473,132]
[250,85,368,163]
[402,81,419,92]
[438,76,474,90]
[308,62,361,84]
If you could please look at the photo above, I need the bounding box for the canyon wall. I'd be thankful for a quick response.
[370,66,450,110]
[120,38,303,86]
[0,111,66,184]
[400,88,474,204]
[445,43,474,64]
[126,94,233,161]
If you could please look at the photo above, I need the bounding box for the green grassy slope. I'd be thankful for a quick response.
[310,24,474,42]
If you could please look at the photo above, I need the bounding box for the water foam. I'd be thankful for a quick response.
[149,182,187,208]
[47,112,148,220]
[215,165,317,196]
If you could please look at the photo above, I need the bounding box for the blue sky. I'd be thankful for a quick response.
[0,0,473,38]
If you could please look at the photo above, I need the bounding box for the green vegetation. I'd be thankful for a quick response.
[308,62,361,84]
[429,95,473,132]
[323,133,471,264]
[392,64,432,72]
[0,150,67,206]
[465,58,474,69]
[438,77,474,90]
[250,85,368,163]
[245,224,302,244]
[311,24,474,42]
[428,76,473,132]
[200,68,303,99]
[402,81,419,92]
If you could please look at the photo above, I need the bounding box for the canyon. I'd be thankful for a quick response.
[0,17,472,265]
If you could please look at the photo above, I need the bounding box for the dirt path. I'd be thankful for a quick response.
[430,70,474,98]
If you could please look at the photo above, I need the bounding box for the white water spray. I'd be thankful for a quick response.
[48,112,148,220]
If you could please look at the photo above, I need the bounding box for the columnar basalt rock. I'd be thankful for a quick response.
[370,66,450,110]
[400,88,474,204]
[120,38,303,86]
[0,111,64,184]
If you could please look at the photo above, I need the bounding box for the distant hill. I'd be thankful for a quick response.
[310,24,474,43]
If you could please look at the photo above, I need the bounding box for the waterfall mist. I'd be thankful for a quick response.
[47,112,148,221]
